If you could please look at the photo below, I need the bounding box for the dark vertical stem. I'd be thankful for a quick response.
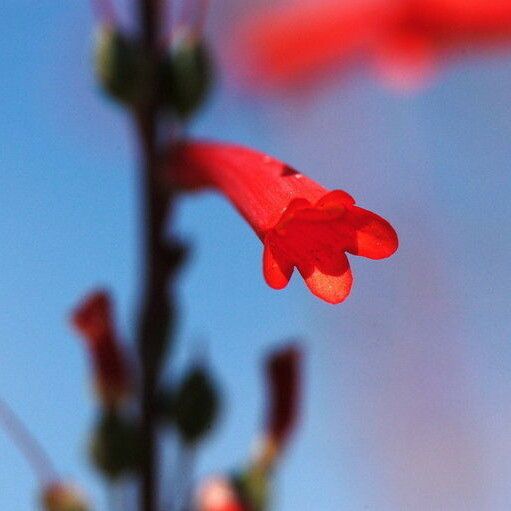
[135,2,170,511]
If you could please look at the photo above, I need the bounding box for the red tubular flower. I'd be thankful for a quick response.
[229,0,511,90]
[71,291,131,407]
[168,141,398,304]
[229,0,388,88]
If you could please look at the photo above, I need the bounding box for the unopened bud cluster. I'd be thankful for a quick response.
[95,25,212,119]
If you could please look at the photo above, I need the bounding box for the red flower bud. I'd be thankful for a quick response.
[41,482,89,511]
[265,346,301,453]
[195,478,246,511]
[71,291,131,407]
[168,141,398,304]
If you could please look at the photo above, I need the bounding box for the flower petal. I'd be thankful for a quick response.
[263,241,294,290]
[316,189,355,208]
[298,253,353,304]
[345,206,398,259]
[278,197,312,226]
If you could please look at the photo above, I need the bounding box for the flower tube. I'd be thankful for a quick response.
[168,141,398,304]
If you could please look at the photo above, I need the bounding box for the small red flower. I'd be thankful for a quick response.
[71,291,131,407]
[195,478,246,511]
[169,141,398,304]
[42,482,89,511]
[230,0,511,90]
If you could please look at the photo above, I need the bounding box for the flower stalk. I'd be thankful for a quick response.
[135,2,173,511]
[0,397,58,485]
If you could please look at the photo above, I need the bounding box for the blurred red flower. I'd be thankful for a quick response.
[195,478,246,511]
[71,291,131,407]
[229,0,386,88]
[169,141,398,304]
[41,482,89,511]
[230,0,511,90]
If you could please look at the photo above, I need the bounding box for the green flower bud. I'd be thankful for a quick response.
[171,366,219,444]
[160,32,213,119]
[89,410,141,479]
[94,26,141,105]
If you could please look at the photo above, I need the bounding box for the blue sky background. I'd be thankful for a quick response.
[1,1,511,510]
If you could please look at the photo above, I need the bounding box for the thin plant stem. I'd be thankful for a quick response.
[91,0,117,25]
[193,0,210,36]
[179,0,210,35]
[0,397,58,485]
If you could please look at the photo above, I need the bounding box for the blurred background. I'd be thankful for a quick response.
[1,1,511,509]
